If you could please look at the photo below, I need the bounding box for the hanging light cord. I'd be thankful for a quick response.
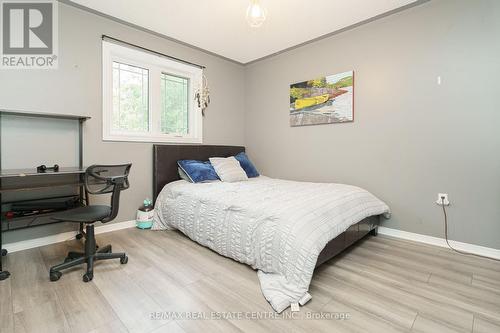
[440,197,499,262]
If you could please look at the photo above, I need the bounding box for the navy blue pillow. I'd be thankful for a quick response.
[177,160,220,183]
[234,152,259,178]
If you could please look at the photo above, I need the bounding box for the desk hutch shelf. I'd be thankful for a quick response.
[0,109,90,280]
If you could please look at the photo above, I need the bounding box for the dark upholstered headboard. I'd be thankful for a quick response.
[153,144,245,201]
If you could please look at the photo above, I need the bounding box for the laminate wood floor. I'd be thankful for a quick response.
[1,228,499,333]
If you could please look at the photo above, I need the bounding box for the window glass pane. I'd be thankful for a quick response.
[112,61,149,132]
[160,73,189,135]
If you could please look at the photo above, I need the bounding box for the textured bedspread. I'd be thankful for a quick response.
[152,176,390,312]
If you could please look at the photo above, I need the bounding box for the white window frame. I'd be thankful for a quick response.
[102,41,203,143]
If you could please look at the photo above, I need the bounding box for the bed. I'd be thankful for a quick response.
[152,144,390,312]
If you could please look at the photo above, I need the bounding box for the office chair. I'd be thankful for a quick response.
[49,164,132,282]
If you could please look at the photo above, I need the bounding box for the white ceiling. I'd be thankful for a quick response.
[70,0,418,64]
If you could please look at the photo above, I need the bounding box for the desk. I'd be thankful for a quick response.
[0,110,90,281]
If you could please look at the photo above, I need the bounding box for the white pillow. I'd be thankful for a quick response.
[209,156,248,182]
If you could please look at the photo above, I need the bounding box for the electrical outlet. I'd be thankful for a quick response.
[436,193,450,206]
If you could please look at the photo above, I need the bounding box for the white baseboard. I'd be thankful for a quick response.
[378,226,500,260]
[3,220,136,254]
[5,222,499,260]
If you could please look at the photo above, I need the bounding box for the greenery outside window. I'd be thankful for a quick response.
[102,41,202,143]
[161,73,189,135]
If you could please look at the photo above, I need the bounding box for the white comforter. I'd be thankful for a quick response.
[152,176,390,312]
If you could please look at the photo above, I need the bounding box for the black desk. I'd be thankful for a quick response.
[0,109,90,281]
[0,168,89,280]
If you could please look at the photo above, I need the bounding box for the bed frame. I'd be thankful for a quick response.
[152,144,379,267]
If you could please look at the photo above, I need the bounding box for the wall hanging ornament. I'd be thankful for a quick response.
[195,74,210,116]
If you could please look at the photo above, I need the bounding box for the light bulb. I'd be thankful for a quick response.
[246,0,267,28]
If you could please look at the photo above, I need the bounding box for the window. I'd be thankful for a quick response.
[112,62,149,132]
[160,73,188,135]
[102,41,202,143]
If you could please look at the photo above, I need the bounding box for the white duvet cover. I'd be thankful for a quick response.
[152,176,390,312]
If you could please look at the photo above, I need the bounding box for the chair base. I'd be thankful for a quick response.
[49,224,127,282]
[0,270,10,281]
[0,249,10,281]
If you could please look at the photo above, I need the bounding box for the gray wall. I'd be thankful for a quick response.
[244,0,500,248]
[3,0,499,250]
[1,2,245,243]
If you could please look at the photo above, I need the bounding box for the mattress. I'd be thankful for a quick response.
[152,176,390,312]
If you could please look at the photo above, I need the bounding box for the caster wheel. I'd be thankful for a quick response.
[107,246,112,253]
[64,256,72,263]
[83,272,93,282]
[120,256,128,264]
[50,271,62,282]
[1,249,7,256]
[75,233,83,240]
[0,271,10,281]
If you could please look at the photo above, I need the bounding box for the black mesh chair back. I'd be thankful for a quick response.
[85,164,131,194]
[85,164,131,223]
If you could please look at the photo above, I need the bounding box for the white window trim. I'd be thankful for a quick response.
[102,41,203,143]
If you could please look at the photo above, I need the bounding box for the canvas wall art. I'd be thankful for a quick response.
[290,71,354,126]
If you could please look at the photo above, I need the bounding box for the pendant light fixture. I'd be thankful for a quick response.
[246,0,267,28]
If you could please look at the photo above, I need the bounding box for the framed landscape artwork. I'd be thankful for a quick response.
[290,71,354,126]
